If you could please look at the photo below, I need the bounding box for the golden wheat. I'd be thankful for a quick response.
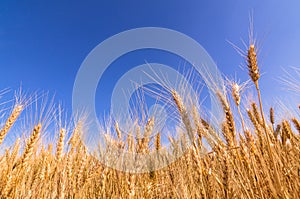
[0,32,300,199]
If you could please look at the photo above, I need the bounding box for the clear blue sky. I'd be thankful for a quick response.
[0,0,300,115]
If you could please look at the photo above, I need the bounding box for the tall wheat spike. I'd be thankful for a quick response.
[247,43,281,193]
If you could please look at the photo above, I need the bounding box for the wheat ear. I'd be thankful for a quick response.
[217,92,236,146]
[0,105,23,145]
[20,124,42,167]
[155,132,161,151]
[115,122,121,139]
[56,128,65,161]
[291,118,300,134]
[172,90,194,142]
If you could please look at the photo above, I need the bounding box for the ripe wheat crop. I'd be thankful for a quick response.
[0,35,300,199]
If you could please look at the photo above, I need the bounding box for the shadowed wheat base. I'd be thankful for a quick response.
[1,44,300,198]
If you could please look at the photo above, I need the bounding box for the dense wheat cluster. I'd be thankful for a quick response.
[0,42,300,198]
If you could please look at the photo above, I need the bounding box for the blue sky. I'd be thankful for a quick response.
[0,0,300,117]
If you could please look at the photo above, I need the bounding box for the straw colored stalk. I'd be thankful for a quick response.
[128,174,136,198]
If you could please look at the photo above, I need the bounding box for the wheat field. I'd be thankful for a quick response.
[0,41,300,199]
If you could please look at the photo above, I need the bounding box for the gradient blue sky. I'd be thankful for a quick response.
[0,1,299,115]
